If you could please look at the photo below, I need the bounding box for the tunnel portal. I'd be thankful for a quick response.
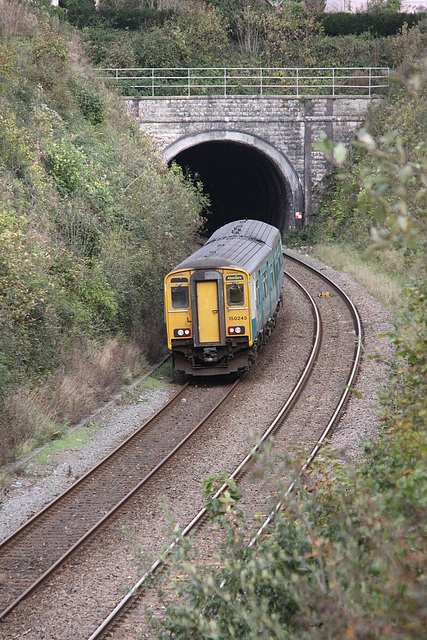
[170,141,291,234]
[165,132,304,235]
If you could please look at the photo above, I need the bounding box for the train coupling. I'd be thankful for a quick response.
[202,347,218,362]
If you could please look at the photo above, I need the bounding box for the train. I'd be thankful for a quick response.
[164,219,284,376]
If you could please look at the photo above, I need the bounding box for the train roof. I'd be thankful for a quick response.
[172,220,281,275]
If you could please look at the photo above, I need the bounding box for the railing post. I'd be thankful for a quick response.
[260,68,263,96]
[151,68,154,97]
[188,68,191,97]
[369,67,372,97]
[296,68,299,96]
[224,68,227,97]
[332,68,335,97]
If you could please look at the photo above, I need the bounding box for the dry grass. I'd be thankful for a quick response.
[313,243,405,312]
[47,336,146,422]
[0,0,38,38]
[0,337,148,465]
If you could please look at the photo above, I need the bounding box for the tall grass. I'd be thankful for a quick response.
[2,337,147,464]
[313,243,405,311]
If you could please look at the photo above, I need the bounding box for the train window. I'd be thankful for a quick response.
[227,283,244,306]
[270,266,274,290]
[262,270,268,298]
[171,285,189,309]
[256,280,261,307]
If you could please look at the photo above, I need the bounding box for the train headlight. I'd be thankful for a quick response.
[174,328,191,337]
[228,326,245,335]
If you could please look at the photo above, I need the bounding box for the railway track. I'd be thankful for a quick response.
[86,253,362,640]
[0,253,364,640]
[248,252,362,544]
[0,379,239,620]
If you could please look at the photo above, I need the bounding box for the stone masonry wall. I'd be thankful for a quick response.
[124,95,380,221]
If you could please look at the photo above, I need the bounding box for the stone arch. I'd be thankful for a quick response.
[164,130,305,231]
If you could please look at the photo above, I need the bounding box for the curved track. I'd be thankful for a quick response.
[0,380,238,620]
[86,252,362,640]
[248,252,362,544]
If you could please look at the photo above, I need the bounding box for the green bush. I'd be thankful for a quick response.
[317,11,425,37]
[137,2,231,68]
[259,3,321,67]
[44,138,89,195]
[97,4,174,30]
[32,30,69,86]
[387,21,427,68]
[84,2,231,69]
[308,32,389,67]
[209,0,266,23]
[59,0,98,28]
[154,436,426,639]
[0,109,36,179]
[72,84,105,124]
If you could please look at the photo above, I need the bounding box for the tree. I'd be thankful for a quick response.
[305,0,326,13]
[265,0,284,10]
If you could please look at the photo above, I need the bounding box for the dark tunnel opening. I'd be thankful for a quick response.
[169,141,292,235]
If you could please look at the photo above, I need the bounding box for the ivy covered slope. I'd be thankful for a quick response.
[315,48,427,267]
[0,0,205,463]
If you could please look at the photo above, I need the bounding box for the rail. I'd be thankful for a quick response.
[0,381,238,621]
[87,255,363,640]
[248,252,363,547]
[87,266,323,640]
[98,66,390,98]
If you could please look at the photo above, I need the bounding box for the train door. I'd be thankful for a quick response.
[255,272,262,331]
[261,267,269,319]
[191,271,225,346]
[197,280,220,342]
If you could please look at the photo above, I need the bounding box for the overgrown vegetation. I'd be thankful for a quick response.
[314,58,427,281]
[0,0,207,462]
[59,0,427,71]
[318,10,425,36]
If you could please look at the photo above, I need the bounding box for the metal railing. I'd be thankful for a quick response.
[98,67,390,98]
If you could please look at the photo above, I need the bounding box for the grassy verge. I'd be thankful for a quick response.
[313,242,407,313]
[31,422,101,466]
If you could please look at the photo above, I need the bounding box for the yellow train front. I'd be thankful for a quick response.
[164,220,284,376]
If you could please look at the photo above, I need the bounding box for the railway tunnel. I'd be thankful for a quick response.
[165,131,304,235]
